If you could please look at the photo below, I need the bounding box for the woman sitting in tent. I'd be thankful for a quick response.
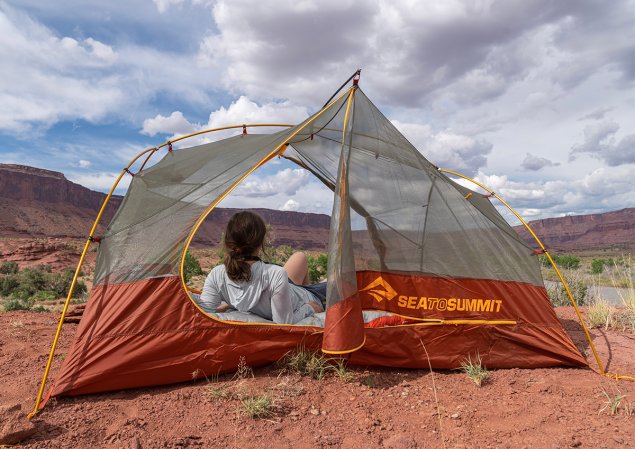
[198,211,326,324]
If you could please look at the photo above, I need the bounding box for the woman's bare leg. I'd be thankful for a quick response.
[283,252,309,285]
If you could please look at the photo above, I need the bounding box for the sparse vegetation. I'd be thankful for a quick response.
[0,265,87,312]
[233,356,254,380]
[183,250,204,283]
[587,298,614,329]
[332,359,355,383]
[240,394,275,419]
[278,346,332,380]
[460,353,489,387]
[599,389,625,416]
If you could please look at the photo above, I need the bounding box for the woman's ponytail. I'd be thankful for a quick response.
[223,212,266,282]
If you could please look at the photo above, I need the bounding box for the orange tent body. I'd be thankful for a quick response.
[37,81,587,409]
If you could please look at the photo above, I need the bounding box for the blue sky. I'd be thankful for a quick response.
[1,0,634,221]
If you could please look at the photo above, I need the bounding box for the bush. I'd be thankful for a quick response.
[3,296,34,312]
[0,261,19,275]
[183,251,204,283]
[17,268,48,297]
[548,280,588,307]
[552,255,581,270]
[307,253,328,284]
[591,259,606,274]
[0,275,20,296]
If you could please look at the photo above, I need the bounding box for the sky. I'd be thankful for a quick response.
[1,0,634,223]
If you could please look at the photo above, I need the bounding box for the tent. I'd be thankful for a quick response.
[31,73,591,414]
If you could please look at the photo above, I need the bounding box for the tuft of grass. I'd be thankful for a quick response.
[207,386,230,402]
[599,389,625,416]
[278,346,332,380]
[587,298,614,329]
[233,356,253,380]
[240,394,274,419]
[460,353,489,387]
[360,374,376,388]
[332,359,355,383]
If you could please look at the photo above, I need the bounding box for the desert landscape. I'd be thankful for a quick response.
[1,164,634,448]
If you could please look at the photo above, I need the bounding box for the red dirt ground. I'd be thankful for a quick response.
[1,308,633,449]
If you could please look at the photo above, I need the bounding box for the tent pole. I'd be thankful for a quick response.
[28,123,296,418]
[27,147,156,419]
[179,88,357,307]
[438,169,606,375]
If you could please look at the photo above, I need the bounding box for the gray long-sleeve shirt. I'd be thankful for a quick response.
[198,261,316,324]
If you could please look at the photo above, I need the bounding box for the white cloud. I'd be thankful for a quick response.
[235,168,310,198]
[393,121,492,174]
[280,199,299,211]
[144,96,308,145]
[0,3,222,134]
[78,159,91,168]
[67,171,132,193]
[142,111,197,137]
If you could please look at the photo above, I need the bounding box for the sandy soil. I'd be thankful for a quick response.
[0,307,633,449]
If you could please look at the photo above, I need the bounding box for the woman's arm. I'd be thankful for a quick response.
[198,270,224,313]
[270,274,294,324]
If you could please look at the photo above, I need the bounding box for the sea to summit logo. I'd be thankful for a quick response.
[360,276,397,303]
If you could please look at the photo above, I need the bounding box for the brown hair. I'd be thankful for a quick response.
[223,211,267,282]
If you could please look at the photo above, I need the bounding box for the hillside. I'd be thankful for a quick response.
[1,163,633,254]
[514,208,635,253]
[0,164,330,250]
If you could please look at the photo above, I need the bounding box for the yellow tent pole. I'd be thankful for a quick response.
[28,123,295,419]
[438,169,605,375]
[28,147,156,419]
[138,124,294,173]
[179,88,355,299]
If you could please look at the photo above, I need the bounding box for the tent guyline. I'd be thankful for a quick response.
[28,73,632,419]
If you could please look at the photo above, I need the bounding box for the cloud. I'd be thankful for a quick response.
[471,165,635,219]
[280,199,299,211]
[0,3,222,134]
[197,0,635,110]
[570,120,635,166]
[234,168,310,197]
[66,171,131,193]
[393,121,492,174]
[78,159,91,168]
[521,153,559,171]
[144,96,308,145]
[142,111,198,137]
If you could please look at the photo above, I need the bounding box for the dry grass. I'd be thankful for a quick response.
[460,353,489,387]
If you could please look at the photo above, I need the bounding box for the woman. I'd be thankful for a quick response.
[198,211,326,324]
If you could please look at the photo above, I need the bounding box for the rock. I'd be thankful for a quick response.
[450,413,460,420]
[382,433,418,449]
[0,403,37,445]
[310,408,320,416]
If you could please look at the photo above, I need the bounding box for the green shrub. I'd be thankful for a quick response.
[552,255,580,270]
[307,253,328,284]
[3,296,34,312]
[0,261,19,275]
[183,251,204,283]
[0,275,20,296]
[591,259,606,274]
[31,290,57,301]
[548,280,588,307]
[17,268,48,296]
